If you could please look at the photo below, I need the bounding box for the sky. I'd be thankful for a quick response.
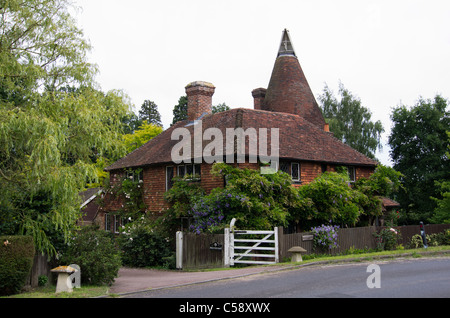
[73,0,450,166]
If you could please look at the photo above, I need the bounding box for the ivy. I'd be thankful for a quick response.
[100,168,146,225]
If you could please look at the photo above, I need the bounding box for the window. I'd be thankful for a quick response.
[347,166,356,182]
[114,215,121,233]
[177,165,185,178]
[126,169,143,182]
[194,164,201,179]
[280,162,290,174]
[104,214,130,233]
[291,163,300,181]
[177,163,201,181]
[166,166,174,191]
[105,214,112,231]
[278,161,301,183]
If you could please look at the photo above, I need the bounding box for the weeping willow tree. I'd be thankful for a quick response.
[0,0,131,256]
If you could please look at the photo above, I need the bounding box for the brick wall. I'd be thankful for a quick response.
[200,163,224,193]
[98,161,375,226]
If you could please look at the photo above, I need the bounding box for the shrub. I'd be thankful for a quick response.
[311,224,339,252]
[0,235,35,296]
[38,275,48,287]
[444,229,450,245]
[296,172,365,228]
[409,234,424,249]
[409,230,450,248]
[60,226,121,286]
[119,221,174,268]
[373,227,401,251]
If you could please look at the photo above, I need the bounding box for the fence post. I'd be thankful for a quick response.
[273,227,278,263]
[176,231,183,269]
[420,222,428,248]
[224,228,230,267]
[277,227,284,262]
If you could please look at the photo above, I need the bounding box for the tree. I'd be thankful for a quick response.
[138,100,162,127]
[354,165,403,225]
[212,102,230,114]
[389,95,449,223]
[0,0,96,97]
[122,120,163,153]
[171,96,188,125]
[431,180,450,224]
[0,0,131,256]
[318,82,384,159]
[431,132,450,224]
[121,112,142,134]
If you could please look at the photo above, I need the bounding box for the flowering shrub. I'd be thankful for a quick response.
[164,162,305,234]
[373,227,400,251]
[100,168,146,221]
[189,196,226,234]
[311,224,339,252]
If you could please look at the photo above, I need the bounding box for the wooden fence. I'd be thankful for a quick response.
[179,232,225,270]
[26,253,53,287]
[26,224,450,274]
[178,224,450,269]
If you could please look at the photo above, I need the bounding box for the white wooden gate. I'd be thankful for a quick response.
[224,218,279,266]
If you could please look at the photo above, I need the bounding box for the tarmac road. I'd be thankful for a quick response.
[120,257,450,298]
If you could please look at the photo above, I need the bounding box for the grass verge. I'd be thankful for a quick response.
[4,285,109,298]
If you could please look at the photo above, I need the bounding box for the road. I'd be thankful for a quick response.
[125,257,450,298]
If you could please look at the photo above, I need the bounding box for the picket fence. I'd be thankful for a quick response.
[176,224,450,270]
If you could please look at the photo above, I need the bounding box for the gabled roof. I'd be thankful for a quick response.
[105,108,377,171]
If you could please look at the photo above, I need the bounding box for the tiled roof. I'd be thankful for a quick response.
[262,29,326,129]
[105,108,377,171]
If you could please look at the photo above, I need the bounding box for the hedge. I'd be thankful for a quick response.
[0,235,35,296]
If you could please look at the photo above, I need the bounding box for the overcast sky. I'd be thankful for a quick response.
[73,0,450,166]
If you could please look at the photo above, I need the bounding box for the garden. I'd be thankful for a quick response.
[2,163,449,297]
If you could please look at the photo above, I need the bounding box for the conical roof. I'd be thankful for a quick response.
[262,29,326,129]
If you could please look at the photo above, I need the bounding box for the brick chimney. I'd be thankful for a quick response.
[252,88,266,110]
[185,81,215,121]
